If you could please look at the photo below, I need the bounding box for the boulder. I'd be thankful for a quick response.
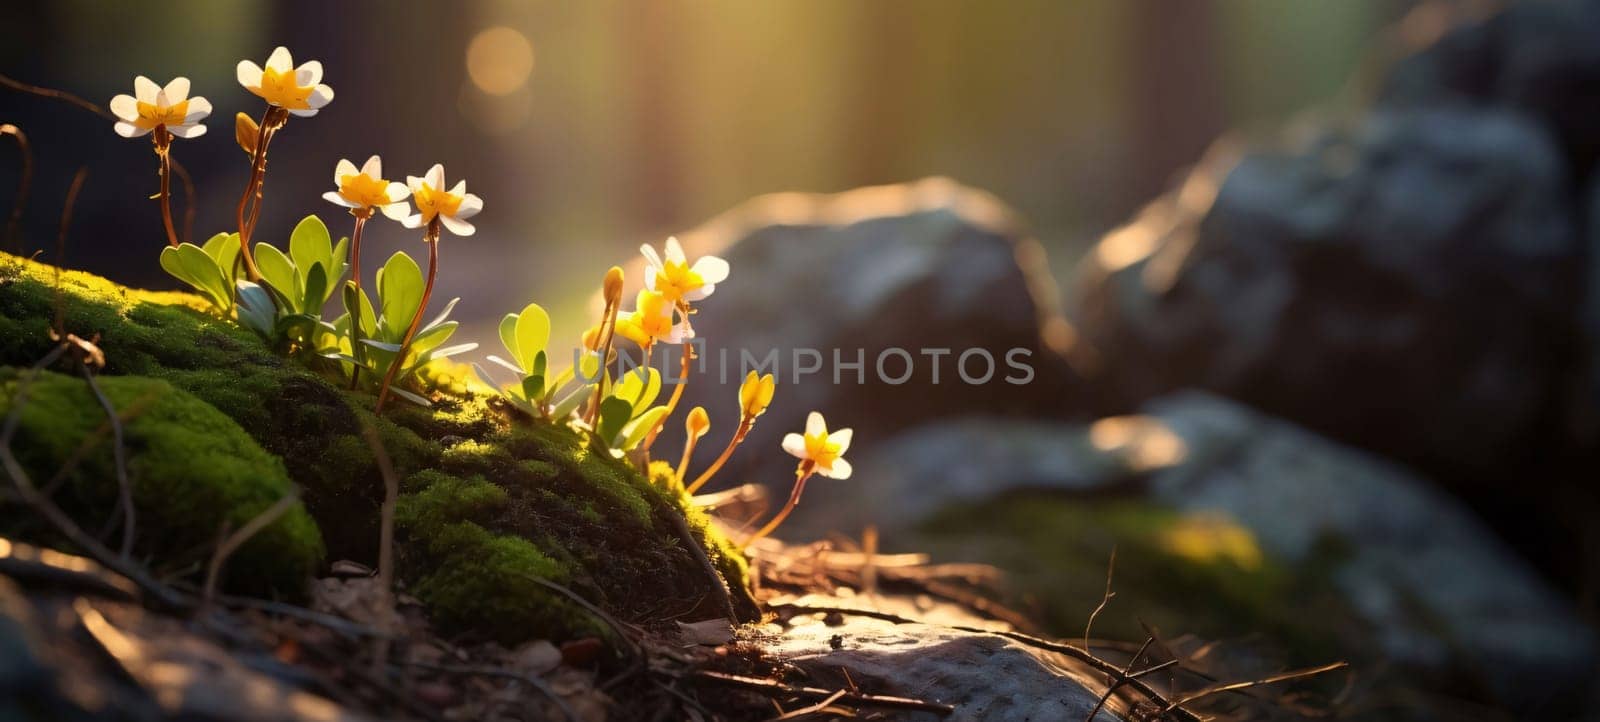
[794,393,1595,714]
[1068,108,1582,488]
[646,177,1082,488]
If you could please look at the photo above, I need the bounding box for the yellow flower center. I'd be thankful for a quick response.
[654,261,704,301]
[338,173,392,209]
[134,99,190,130]
[254,66,315,110]
[803,432,842,468]
[414,183,463,222]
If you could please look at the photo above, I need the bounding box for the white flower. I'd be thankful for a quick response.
[322,155,410,218]
[236,46,334,117]
[402,164,483,237]
[781,412,853,479]
[640,236,729,303]
[110,76,210,139]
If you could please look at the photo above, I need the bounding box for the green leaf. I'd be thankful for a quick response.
[201,232,242,285]
[234,281,276,337]
[288,215,333,281]
[410,320,457,356]
[521,375,544,404]
[619,405,670,450]
[549,383,591,420]
[596,397,634,445]
[388,386,432,408]
[513,303,550,371]
[254,243,299,312]
[497,313,519,360]
[160,243,232,310]
[611,367,661,418]
[302,263,328,317]
[329,235,350,287]
[376,251,423,341]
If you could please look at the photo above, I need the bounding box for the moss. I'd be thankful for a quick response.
[0,252,755,643]
[0,370,323,594]
[913,493,1369,664]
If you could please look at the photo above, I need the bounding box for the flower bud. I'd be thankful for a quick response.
[738,371,776,420]
[603,266,625,305]
[235,112,259,156]
[686,406,711,439]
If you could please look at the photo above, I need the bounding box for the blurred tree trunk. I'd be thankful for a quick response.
[1125,0,1226,199]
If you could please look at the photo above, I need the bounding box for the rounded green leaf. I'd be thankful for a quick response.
[289,215,333,279]
[376,251,423,341]
[254,243,299,312]
[513,303,550,371]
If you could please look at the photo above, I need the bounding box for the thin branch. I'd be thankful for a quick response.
[1161,662,1350,714]
[1085,545,1115,653]
[1,123,32,253]
[693,670,954,715]
[201,490,300,606]
[357,418,400,669]
[76,362,133,558]
[665,506,740,624]
[519,572,646,691]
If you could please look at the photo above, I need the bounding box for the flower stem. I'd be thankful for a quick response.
[234,107,285,283]
[675,432,700,484]
[375,219,440,413]
[743,467,815,549]
[585,298,620,426]
[152,127,178,248]
[347,213,369,390]
[685,418,751,495]
[642,311,693,451]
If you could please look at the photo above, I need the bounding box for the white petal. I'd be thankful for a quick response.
[306,84,334,109]
[287,107,320,118]
[113,121,148,138]
[454,193,483,219]
[447,179,467,196]
[384,181,410,201]
[406,175,425,193]
[109,94,137,122]
[691,255,729,285]
[295,60,323,87]
[265,46,293,72]
[683,285,711,302]
[162,77,190,102]
[402,214,425,229]
[640,243,663,270]
[167,123,207,139]
[134,75,159,103]
[323,191,360,208]
[424,164,445,189]
[334,158,359,184]
[182,96,212,123]
[821,458,852,480]
[380,202,411,221]
[439,214,475,236]
[360,155,382,178]
[236,60,263,90]
[665,236,686,263]
[805,411,825,437]
[781,433,806,459]
[828,428,852,455]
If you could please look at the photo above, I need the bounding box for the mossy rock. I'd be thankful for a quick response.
[912,493,1372,664]
[0,369,323,594]
[0,253,754,644]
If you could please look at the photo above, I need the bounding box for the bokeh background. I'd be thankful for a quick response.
[15,2,1600,718]
[1,0,1411,343]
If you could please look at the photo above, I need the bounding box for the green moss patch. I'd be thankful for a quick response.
[0,253,753,643]
[913,493,1369,664]
[0,370,323,594]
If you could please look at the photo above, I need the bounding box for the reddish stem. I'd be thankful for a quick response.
[153,127,178,248]
[375,219,440,413]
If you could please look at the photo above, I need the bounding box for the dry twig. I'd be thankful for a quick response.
[201,490,300,605]
[693,669,954,715]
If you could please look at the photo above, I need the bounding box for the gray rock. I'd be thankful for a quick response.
[796,393,1596,712]
[1069,108,1581,486]
[646,177,1081,488]
[1381,0,1600,176]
